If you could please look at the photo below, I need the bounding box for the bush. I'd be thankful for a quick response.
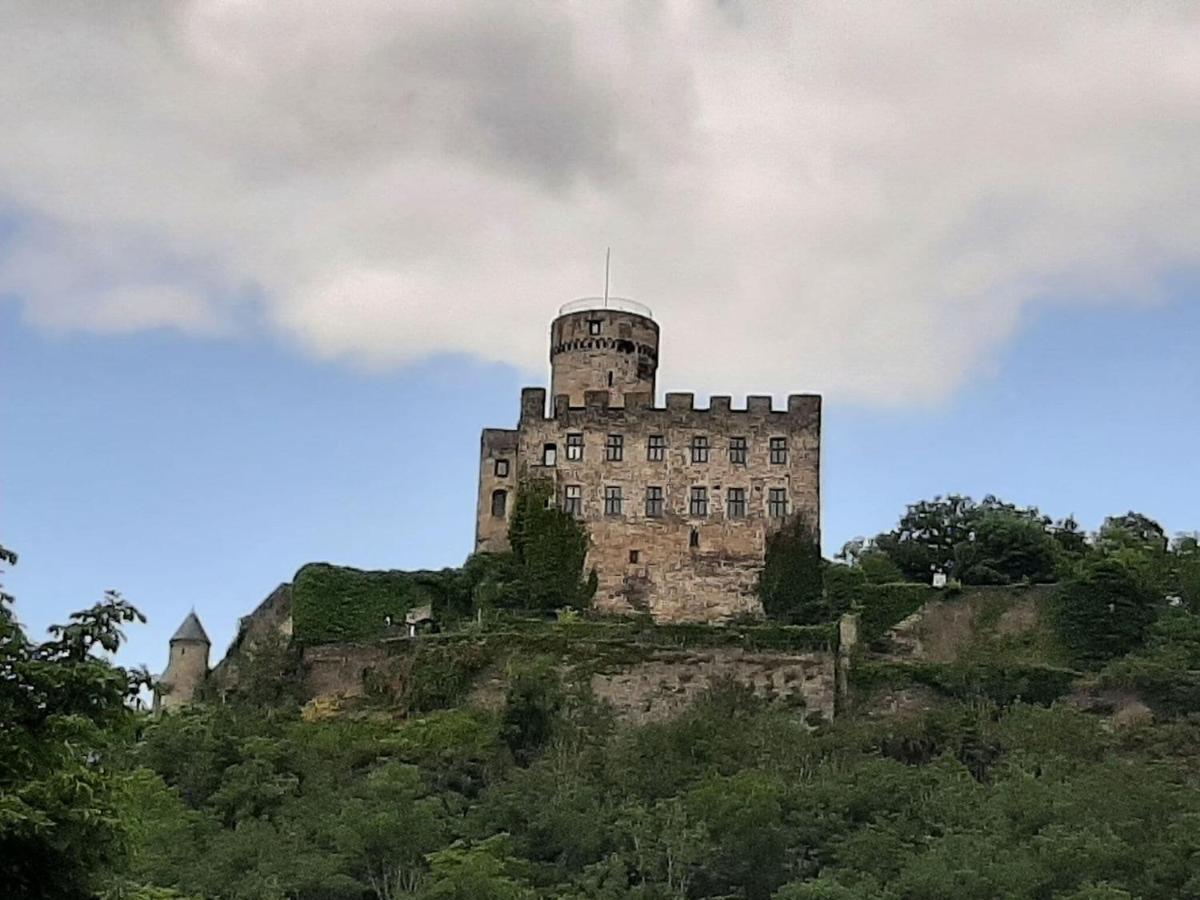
[508,479,595,612]
[758,517,825,623]
[1053,559,1160,666]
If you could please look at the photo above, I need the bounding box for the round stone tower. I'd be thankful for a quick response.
[155,611,210,713]
[549,297,659,407]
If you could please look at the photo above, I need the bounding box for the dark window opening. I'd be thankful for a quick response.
[607,370,614,387]
[647,434,666,461]
[494,458,510,477]
[645,486,664,517]
[564,485,582,516]
[629,549,640,564]
[491,489,507,518]
[729,436,747,465]
[604,485,623,516]
[690,486,709,517]
[770,436,789,464]
[690,435,710,463]
[543,443,557,466]
[689,528,700,548]
[605,433,624,461]
[566,432,584,461]
[588,319,601,335]
[727,488,747,518]
[768,488,788,518]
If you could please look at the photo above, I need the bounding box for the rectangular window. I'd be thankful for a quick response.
[566,432,584,461]
[563,485,582,517]
[542,443,556,466]
[647,434,666,462]
[588,319,601,335]
[605,433,624,461]
[768,488,788,518]
[629,549,640,564]
[769,436,788,464]
[729,436,747,465]
[689,486,709,517]
[494,458,510,477]
[645,486,664,517]
[491,489,507,518]
[690,435,710,463]
[727,488,746,518]
[604,485,623,516]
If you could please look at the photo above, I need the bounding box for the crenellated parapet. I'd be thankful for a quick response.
[518,386,820,429]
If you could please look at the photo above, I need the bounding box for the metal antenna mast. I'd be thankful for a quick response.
[604,247,611,307]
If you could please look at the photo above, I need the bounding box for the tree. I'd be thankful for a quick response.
[1054,558,1160,666]
[508,479,596,612]
[954,510,1058,585]
[0,556,151,899]
[759,517,825,623]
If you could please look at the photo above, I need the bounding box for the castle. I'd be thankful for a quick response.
[157,297,822,708]
[475,298,821,622]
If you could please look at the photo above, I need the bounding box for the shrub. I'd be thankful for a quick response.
[508,479,595,612]
[1053,558,1160,666]
[758,517,825,623]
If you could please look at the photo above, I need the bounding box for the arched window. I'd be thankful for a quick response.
[491,489,507,518]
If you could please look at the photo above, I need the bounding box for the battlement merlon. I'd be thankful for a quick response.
[523,388,820,426]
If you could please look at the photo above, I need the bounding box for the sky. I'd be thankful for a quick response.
[1,2,1199,671]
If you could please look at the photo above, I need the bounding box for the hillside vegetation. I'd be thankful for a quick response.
[4,495,1200,899]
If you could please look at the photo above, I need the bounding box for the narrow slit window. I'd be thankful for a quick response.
[607,370,614,387]
[689,528,700,548]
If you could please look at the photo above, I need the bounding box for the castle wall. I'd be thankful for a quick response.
[514,388,820,622]
[475,428,519,552]
[550,309,659,407]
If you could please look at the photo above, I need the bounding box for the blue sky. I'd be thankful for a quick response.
[4,284,1197,672]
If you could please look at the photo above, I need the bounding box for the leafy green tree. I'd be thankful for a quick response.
[333,762,448,899]
[1054,558,1160,665]
[508,479,596,612]
[954,509,1058,585]
[759,517,825,622]
[500,657,564,766]
[0,563,151,900]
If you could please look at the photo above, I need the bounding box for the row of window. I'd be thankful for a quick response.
[539,434,789,466]
[564,485,789,519]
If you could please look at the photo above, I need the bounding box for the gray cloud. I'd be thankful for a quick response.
[1,1,1197,404]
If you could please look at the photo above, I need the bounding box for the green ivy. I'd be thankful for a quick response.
[856,583,935,643]
[292,563,465,644]
[507,478,595,611]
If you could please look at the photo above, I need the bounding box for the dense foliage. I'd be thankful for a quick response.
[111,678,1200,900]
[0,548,151,900]
[758,517,826,624]
[506,478,596,612]
[292,564,470,645]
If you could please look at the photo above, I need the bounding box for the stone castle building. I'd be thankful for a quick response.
[475,299,821,622]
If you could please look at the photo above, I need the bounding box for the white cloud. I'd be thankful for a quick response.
[1,1,1197,404]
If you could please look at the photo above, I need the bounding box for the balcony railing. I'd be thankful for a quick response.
[557,297,654,318]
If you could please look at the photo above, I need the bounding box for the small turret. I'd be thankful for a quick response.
[154,611,210,713]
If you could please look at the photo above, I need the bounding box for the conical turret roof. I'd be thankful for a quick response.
[170,611,210,644]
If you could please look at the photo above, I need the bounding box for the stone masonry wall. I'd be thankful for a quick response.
[512,388,820,622]
[549,308,659,407]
